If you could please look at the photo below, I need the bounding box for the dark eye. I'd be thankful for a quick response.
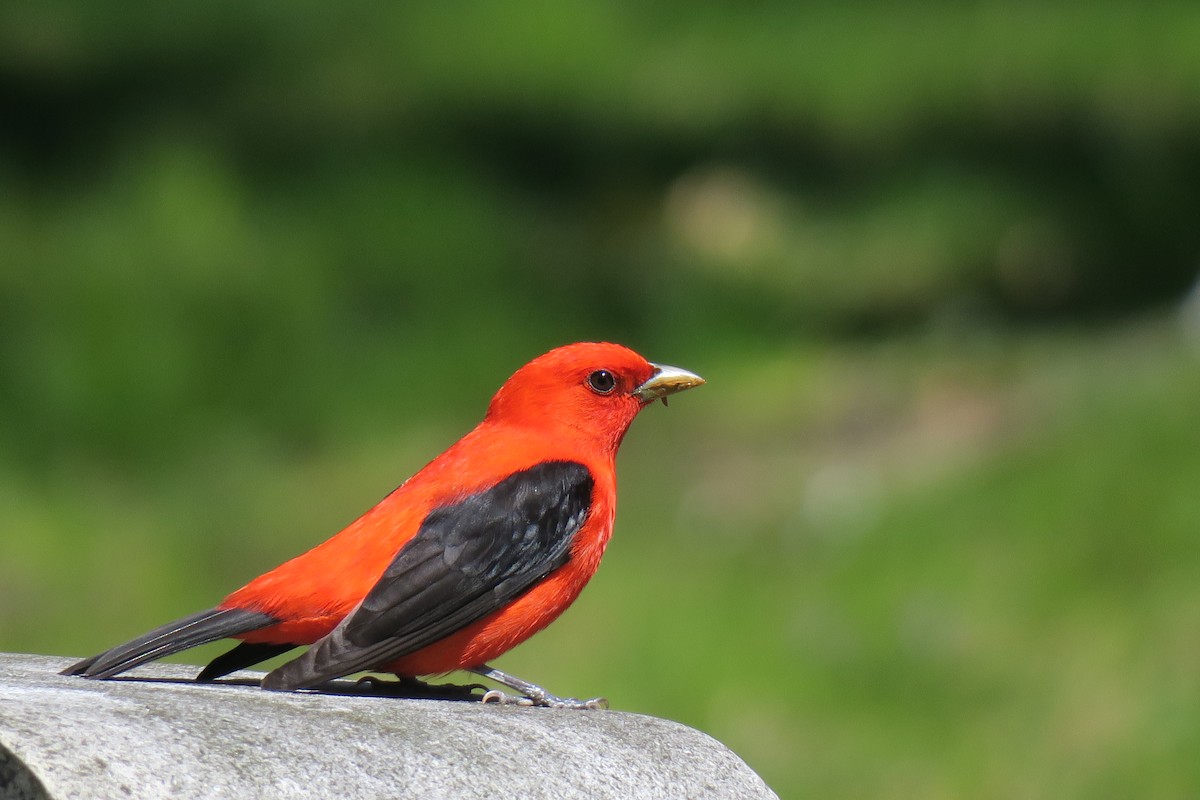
[587,369,617,395]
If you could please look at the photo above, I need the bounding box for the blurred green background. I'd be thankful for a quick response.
[3,2,1200,797]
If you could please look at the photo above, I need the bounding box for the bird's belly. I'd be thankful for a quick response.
[382,559,594,676]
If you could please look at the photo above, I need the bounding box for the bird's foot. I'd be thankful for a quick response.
[479,687,608,710]
[470,663,607,709]
[352,675,486,701]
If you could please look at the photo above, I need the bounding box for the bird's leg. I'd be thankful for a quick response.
[470,665,608,710]
[353,674,486,701]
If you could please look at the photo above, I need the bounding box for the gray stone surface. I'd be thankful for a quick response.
[0,654,777,799]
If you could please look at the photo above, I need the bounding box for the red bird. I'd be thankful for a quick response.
[64,342,703,708]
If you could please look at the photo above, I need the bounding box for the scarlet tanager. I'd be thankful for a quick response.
[64,342,703,708]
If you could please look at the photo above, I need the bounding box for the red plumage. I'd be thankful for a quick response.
[65,342,702,706]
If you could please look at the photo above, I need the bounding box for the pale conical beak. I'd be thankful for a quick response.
[632,363,705,404]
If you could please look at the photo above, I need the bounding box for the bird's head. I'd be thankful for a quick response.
[485,342,704,454]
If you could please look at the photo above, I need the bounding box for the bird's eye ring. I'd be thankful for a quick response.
[587,370,617,395]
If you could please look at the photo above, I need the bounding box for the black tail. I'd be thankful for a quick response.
[61,607,279,679]
[196,641,297,682]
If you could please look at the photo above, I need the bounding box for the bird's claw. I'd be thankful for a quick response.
[546,696,608,710]
[480,688,608,710]
[481,689,533,706]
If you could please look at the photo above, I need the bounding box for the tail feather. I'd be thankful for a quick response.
[196,641,297,682]
[61,607,279,679]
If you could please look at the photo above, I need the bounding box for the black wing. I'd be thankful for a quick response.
[262,460,593,690]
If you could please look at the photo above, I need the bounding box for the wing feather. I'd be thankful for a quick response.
[262,461,592,690]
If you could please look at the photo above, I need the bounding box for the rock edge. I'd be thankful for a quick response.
[0,653,777,800]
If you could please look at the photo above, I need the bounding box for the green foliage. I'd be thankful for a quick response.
[2,2,1199,796]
